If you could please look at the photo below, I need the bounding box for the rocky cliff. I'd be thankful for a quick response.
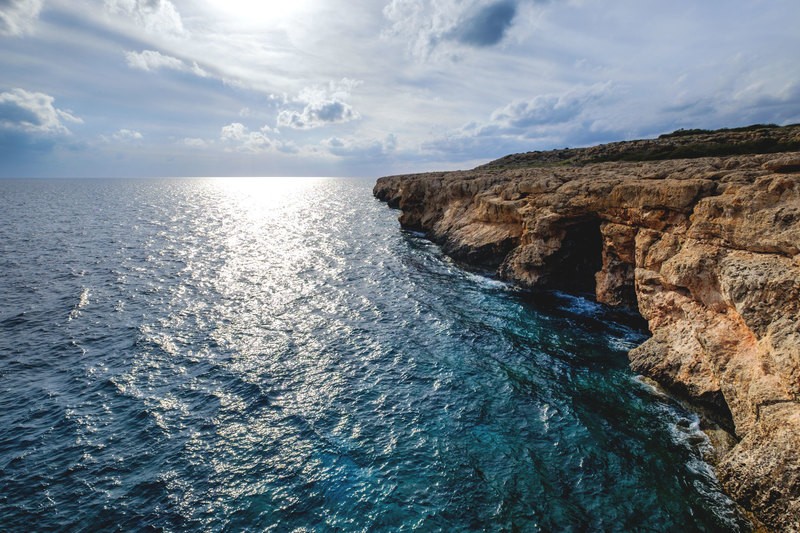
[374,125,800,531]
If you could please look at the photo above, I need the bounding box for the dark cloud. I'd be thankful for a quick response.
[314,101,353,123]
[0,99,41,125]
[0,88,82,171]
[383,0,534,58]
[661,82,800,130]
[278,100,359,129]
[0,128,55,156]
[491,82,614,130]
[421,83,620,161]
[492,94,580,128]
[450,0,517,47]
[0,88,82,134]
[421,132,528,160]
[739,82,800,124]
[276,81,362,130]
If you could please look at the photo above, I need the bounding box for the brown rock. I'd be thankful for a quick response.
[763,155,800,173]
[374,132,800,530]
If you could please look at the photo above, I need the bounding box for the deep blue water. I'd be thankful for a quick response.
[0,178,750,531]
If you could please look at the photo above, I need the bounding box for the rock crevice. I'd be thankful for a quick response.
[374,143,800,531]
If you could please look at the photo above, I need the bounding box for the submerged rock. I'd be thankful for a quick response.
[374,125,800,531]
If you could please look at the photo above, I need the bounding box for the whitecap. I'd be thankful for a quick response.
[607,330,648,352]
[552,291,604,317]
[68,287,90,320]
[465,271,511,290]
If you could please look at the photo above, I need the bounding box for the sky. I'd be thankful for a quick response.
[1,0,799,178]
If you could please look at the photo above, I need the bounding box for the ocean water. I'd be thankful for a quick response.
[0,178,751,532]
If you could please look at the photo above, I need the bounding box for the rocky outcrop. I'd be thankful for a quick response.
[374,131,800,530]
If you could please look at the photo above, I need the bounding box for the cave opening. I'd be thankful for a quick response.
[545,218,604,295]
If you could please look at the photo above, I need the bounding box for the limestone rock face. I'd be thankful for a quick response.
[374,149,800,531]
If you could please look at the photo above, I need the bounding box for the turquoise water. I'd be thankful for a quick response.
[0,178,750,531]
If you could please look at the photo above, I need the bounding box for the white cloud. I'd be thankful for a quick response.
[0,0,42,36]
[0,88,82,135]
[3,0,800,177]
[422,83,620,157]
[220,122,295,153]
[98,128,144,144]
[113,128,143,141]
[276,79,362,130]
[183,137,210,148]
[220,122,248,142]
[125,50,208,77]
[322,134,397,158]
[104,0,184,35]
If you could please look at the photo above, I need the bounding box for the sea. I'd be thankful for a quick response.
[0,177,752,531]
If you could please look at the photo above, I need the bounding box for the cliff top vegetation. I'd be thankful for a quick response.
[477,123,800,170]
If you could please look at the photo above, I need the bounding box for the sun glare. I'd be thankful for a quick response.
[212,177,326,216]
[206,0,311,27]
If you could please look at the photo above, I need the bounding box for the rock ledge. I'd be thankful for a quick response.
[374,126,800,531]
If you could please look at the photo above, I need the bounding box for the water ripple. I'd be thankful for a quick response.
[0,178,750,531]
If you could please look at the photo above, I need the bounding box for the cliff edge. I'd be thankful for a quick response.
[374,125,800,531]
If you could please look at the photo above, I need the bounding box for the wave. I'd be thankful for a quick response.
[68,287,90,321]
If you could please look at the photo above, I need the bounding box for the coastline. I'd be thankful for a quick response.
[373,126,800,531]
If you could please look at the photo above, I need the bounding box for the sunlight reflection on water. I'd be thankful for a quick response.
[0,178,752,531]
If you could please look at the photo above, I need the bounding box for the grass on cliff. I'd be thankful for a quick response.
[479,123,800,170]
[656,123,783,139]
[595,137,800,163]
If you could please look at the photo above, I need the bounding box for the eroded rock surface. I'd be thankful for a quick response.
[374,146,800,531]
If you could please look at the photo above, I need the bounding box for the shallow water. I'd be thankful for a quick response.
[0,178,750,531]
